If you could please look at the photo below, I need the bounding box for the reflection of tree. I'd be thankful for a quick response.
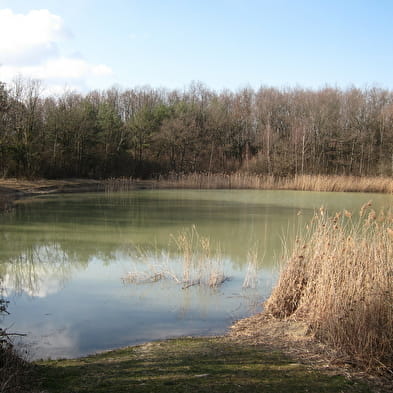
[0,198,140,266]
[1,243,83,297]
[0,229,108,268]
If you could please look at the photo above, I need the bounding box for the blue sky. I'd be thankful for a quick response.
[0,0,393,93]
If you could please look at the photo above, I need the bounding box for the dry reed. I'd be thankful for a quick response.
[264,202,393,373]
[104,177,139,192]
[105,173,393,193]
[123,226,229,289]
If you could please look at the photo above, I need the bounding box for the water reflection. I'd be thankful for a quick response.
[2,243,77,297]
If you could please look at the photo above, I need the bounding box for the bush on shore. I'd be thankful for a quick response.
[1,294,29,393]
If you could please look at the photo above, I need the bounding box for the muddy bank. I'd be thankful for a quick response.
[0,179,107,210]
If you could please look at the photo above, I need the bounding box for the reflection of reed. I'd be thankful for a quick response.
[242,246,260,289]
[0,194,13,212]
[2,243,75,297]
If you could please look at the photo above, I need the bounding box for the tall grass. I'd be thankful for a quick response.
[281,174,393,193]
[264,203,393,373]
[105,173,393,193]
[105,177,138,192]
[157,172,274,189]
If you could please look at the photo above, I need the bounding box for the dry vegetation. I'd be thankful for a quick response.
[123,227,265,291]
[123,227,229,289]
[264,202,393,374]
[0,345,28,393]
[0,293,30,393]
[105,173,393,193]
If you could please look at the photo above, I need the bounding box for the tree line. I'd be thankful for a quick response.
[1,78,393,179]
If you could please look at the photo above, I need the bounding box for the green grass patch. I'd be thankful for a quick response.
[32,337,372,393]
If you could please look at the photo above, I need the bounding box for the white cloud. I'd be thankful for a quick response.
[0,8,113,91]
[0,8,68,65]
[41,83,82,97]
[0,57,112,80]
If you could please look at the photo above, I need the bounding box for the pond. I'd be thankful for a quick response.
[1,189,392,360]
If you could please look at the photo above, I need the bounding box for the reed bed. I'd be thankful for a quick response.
[104,177,139,192]
[157,172,276,190]
[105,173,393,193]
[123,227,229,289]
[264,202,393,373]
[282,174,393,193]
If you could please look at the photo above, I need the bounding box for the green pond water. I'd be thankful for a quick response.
[0,189,392,359]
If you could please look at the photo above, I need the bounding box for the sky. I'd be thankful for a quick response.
[0,0,393,94]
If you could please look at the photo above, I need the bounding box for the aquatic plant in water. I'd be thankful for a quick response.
[123,226,229,289]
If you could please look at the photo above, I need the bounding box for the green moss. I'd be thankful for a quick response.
[32,337,372,393]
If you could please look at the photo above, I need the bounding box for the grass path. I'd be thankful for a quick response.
[32,337,372,393]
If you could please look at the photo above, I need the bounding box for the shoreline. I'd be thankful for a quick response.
[2,173,393,210]
[0,178,160,210]
[0,178,105,210]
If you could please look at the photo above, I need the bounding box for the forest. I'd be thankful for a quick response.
[1,79,393,179]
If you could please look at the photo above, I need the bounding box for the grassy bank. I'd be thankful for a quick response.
[31,337,372,393]
[264,203,393,374]
[105,173,393,193]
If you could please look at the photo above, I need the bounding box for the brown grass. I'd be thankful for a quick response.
[104,173,393,193]
[280,175,393,193]
[264,202,393,374]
